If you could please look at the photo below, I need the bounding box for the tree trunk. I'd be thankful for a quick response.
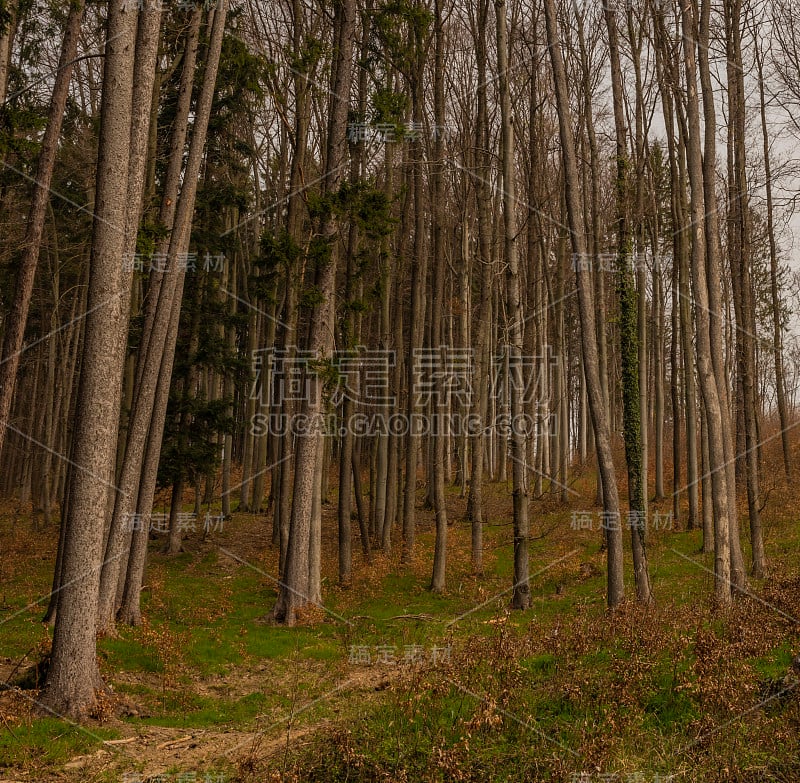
[0,0,85,465]
[272,0,356,625]
[39,0,140,718]
[604,3,651,603]
[430,0,448,594]
[725,0,764,577]
[696,0,746,592]
[465,0,493,576]
[0,0,17,105]
[680,0,732,606]
[97,0,226,630]
[495,0,529,609]
[401,107,427,562]
[754,18,791,479]
[544,0,624,608]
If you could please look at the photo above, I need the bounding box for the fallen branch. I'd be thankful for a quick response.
[155,734,193,750]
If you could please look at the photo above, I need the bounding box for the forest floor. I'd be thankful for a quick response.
[2,446,800,782]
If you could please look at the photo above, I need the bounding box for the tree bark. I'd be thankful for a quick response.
[724,0,764,577]
[465,0,493,576]
[272,0,356,625]
[680,0,732,606]
[0,0,85,466]
[696,0,746,592]
[753,14,791,479]
[544,0,624,608]
[430,0,449,594]
[39,0,140,718]
[98,0,227,630]
[0,0,17,105]
[495,0,529,609]
[604,2,651,603]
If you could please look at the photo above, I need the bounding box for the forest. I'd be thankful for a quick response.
[1,0,800,780]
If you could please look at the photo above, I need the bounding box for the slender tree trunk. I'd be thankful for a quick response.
[430,0,449,594]
[221,259,237,518]
[604,3,651,603]
[653,228,665,501]
[495,0,529,609]
[382,265,405,553]
[700,404,714,553]
[754,21,791,479]
[680,0,732,606]
[97,0,226,630]
[273,0,313,560]
[544,0,624,608]
[382,155,411,554]
[0,0,85,464]
[465,0,492,575]
[401,69,428,565]
[39,0,140,717]
[725,0,764,577]
[696,0,746,592]
[272,0,356,625]
[0,0,17,105]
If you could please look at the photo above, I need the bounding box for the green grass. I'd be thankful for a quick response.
[750,642,794,680]
[101,633,166,673]
[0,718,118,766]
[2,487,800,782]
[130,691,273,729]
[641,661,698,731]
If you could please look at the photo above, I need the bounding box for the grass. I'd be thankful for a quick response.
[1,464,800,782]
[129,691,274,729]
[0,718,118,766]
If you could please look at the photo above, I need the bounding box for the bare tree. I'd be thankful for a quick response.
[272,0,357,625]
[604,0,651,603]
[496,0,529,609]
[751,3,791,479]
[544,0,624,609]
[679,0,732,606]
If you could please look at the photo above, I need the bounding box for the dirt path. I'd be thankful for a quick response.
[2,667,396,782]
